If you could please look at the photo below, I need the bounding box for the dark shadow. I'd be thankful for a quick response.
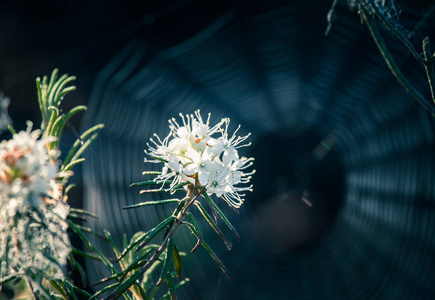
[248,130,345,252]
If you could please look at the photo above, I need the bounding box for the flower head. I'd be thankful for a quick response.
[145,110,254,208]
[0,126,71,281]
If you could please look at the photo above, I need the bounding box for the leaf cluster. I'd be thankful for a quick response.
[0,69,104,299]
[89,177,240,300]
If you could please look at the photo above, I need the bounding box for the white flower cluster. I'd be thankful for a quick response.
[145,110,254,209]
[0,127,71,281]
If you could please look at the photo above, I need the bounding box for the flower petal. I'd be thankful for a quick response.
[223,147,238,165]
[198,169,209,186]
[183,163,197,176]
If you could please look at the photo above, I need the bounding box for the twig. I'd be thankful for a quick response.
[361,1,425,63]
[423,37,435,104]
[361,10,435,117]
[24,277,39,300]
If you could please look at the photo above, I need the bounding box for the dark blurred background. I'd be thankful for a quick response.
[1,0,435,299]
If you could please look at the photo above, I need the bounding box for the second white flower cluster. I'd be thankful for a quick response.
[145,110,255,209]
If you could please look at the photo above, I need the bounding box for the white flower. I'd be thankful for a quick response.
[206,157,255,209]
[209,118,251,165]
[0,127,71,281]
[0,127,59,204]
[207,165,232,197]
[145,110,254,208]
[183,148,220,186]
[155,154,195,192]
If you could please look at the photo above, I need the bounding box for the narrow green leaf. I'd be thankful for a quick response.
[62,157,85,172]
[69,207,97,218]
[202,191,218,222]
[67,220,116,273]
[140,188,185,194]
[67,212,86,222]
[116,231,148,262]
[142,256,163,291]
[47,69,59,96]
[54,81,76,106]
[130,180,168,187]
[149,280,164,300]
[168,182,189,192]
[71,248,100,261]
[49,115,65,140]
[63,184,75,197]
[119,248,155,276]
[62,123,104,169]
[54,105,87,147]
[42,74,48,86]
[150,156,169,163]
[47,279,68,299]
[48,73,68,106]
[123,199,179,210]
[204,191,239,239]
[157,237,175,286]
[90,281,121,300]
[102,269,143,300]
[173,244,182,278]
[72,286,93,298]
[134,283,149,300]
[65,105,87,119]
[135,216,176,254]
[91,247,153,288]
[104,229,120,257]
[69,133,98,165]
[142,171,162,175]
[194,202,232,250]
[165,273,177,300]
[91,246,116,274]
[36,77,47,129]
[64,280,79,300]
[71,257,87,286]
[186,213,202,252]
[185,214,231,279]
[182,221,202,253]
[70,223,105,238]
[46,106,59,140]
[122,292,133,300]
[200,240,232,280]
[89,273,123,287]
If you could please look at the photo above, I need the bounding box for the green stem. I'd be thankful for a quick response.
[103,184,200,300]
